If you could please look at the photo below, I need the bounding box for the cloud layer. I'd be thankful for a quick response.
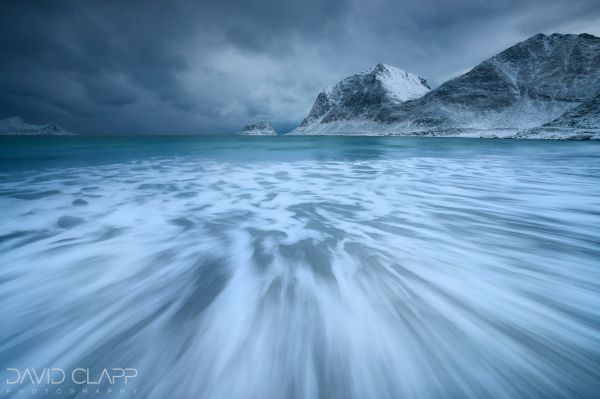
[1,0,599,134]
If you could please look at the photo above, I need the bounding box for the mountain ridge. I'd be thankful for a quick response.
[288,33,600,139]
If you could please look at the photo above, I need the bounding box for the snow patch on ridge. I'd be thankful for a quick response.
[372,63,431,103]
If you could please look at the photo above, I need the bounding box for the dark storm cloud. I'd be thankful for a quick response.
[1,0,599,134]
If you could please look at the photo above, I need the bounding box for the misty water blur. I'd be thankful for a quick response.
[0,136,599,398]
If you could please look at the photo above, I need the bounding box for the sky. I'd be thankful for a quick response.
[1,0,600,134]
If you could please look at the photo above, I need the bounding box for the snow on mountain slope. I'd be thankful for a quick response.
[543,94,600,130]
[0,116,74,135]
[237,120,277,136]
[288,64,430,135]
[375,63,431,103]
[515,94,600,139]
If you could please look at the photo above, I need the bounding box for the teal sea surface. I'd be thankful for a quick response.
[1,136,599,398]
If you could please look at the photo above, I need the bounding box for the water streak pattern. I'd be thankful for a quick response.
[0,137,599,398]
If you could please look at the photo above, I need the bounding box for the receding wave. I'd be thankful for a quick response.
[1,139,599,398]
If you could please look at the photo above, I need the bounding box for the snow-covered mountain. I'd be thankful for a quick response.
[389,33,600,134]
[288,64,430,135]
[289,33,600,138]
[0,116,74,135]
[237,121,277,136]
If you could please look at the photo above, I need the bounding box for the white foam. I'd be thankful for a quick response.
[1,154,599,398]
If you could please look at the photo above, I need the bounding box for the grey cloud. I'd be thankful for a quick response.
[0,0,599,134]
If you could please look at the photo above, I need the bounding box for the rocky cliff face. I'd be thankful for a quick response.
[289,64,430,134]
[0,116,74,135]
[289,33,600,138]
[237,121,277,136]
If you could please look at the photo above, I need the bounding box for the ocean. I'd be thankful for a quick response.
[1,135,599,398]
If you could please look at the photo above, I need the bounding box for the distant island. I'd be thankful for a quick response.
[287,33,600,139]
[237,120,277,136]
[0,116,74,136]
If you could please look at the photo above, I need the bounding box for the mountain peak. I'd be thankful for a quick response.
[294,63,430,132]
[367,63,415,78]
[368,63,430,103]
[45,122,61,132]
[370,63,392,74]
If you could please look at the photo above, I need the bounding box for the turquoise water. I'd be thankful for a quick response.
[1,136,599,398]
